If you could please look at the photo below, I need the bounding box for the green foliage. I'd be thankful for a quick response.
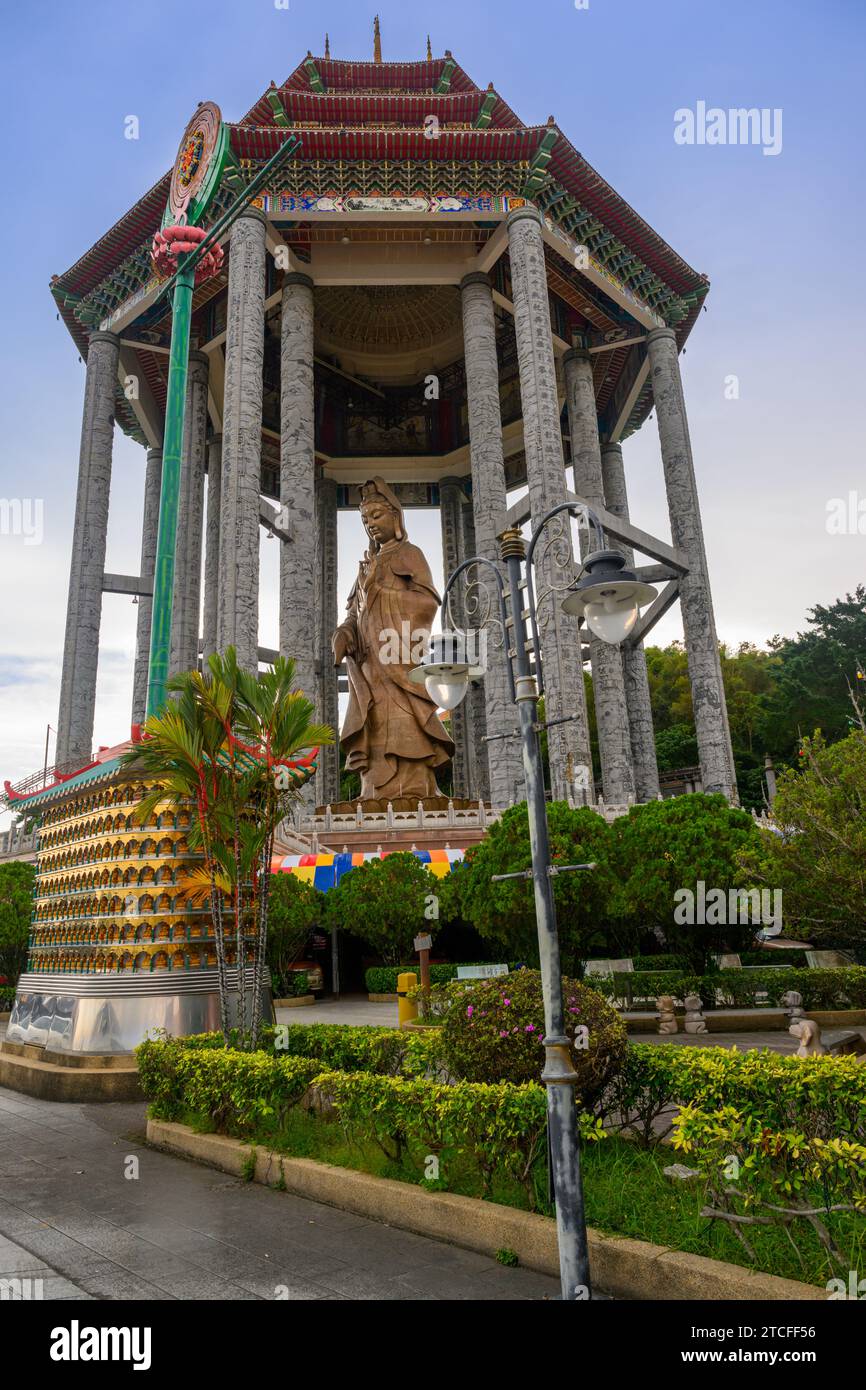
[610,794,760,970]
[444,802,633,971]
[738,729,866,950]
[136,1035,319,1135]
[672,1106,866,1276]
[654,723,699,773]
[592,965,866,1011]
[436,968,627,1101]
[0,860,35,984]
[631,953,691,972]
[363,962,511,994]
[495,1248,519,1266]
[316,1067,603,1208]
[267,872,321,993]
[120,648,333,1046]
[325,852,434,965]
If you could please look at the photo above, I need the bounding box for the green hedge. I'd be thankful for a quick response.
[137,1037,319,1135]
[592,966,866,1011]
[364,962,514,993]
[176,1023,437,1077]
[599,1042,866,1147]
[0,986,15,1011]
[629,954,690,972]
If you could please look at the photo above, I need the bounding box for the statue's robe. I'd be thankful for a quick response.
[336,538,454,801]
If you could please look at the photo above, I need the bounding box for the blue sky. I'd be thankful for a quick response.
[1,0,864,816]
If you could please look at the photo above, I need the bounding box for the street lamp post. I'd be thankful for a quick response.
[410,501,657,1301]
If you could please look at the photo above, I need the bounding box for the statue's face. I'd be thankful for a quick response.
[362,500,399,546]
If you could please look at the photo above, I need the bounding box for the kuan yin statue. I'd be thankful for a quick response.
[332,478,454,803]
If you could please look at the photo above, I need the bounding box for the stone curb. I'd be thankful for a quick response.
[147,1118,825,1302]
[273,996,316,1008]
[0,1045,141,1102]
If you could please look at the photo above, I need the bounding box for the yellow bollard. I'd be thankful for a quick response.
[397,971,419,1028]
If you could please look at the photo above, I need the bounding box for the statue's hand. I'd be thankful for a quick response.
[332,628,352,665]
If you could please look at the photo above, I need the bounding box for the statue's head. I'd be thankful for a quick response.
[360,477,405,550]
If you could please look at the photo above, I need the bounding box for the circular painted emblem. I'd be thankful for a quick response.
[169,101,222,224]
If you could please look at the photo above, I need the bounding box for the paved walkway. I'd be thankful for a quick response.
[0,1085,560,1301]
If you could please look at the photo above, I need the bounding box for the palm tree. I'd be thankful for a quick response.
[121,649,332,1045]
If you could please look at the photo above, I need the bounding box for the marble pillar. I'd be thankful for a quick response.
[564,349,635,803]
[459,271,522,808]
[600,441,661,801]
[646,327,736,798]
[505,210,592,803]
[315,473,340,807]
[56,330,120,772]
[278,272,317,705]
[460,499,491,802]
[201,433,222,663]
[169,351,208,679]
[439,477,475,799]
[131,445,162,726]
[216,210,266,671]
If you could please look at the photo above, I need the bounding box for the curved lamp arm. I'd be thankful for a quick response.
[523,501,605,698]
[441,555,517,702]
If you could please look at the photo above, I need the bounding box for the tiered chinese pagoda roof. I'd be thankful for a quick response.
[50,36,710,445]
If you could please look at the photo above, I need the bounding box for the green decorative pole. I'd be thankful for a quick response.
[146,262,195,718]
[141,103,301,719]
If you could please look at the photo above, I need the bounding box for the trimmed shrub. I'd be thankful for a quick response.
[137,1036,319,1134]
[316,1068,604,1209]
[437,968,627,1100]
[595,965,866,1011]
[364,962,516,994]
[598,1043,866,1147]
[673,1104,866,1277]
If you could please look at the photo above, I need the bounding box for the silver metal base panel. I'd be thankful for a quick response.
[7,970,272,1055]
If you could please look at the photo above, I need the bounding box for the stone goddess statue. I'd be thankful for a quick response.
[332,477,454,803]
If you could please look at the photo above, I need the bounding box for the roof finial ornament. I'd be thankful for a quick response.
[324,33,330,59]
[373,15,382,62]
[426,34,432,61]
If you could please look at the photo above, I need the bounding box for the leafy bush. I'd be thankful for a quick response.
[137,1036,319,1134]
[737,728,866,951]
[672,1104,866,1277]
[594,965,866,1011]
[0,860,35,984]
[610,794,762,970]
[597,1043,866,1147]
[284,970,309,998]
[267,873,321,993]
[442,803,631,970]
[437,968,626,1100]
[316,1067,603,1209]
[364,962,513,994]
[630,954,691,972]
[0,985,16,1011]
[325,853,435,965]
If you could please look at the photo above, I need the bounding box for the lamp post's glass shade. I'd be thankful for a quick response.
[424,670,470,710]
[408,631,485,710]
[562,550,657,645]
[583,595,639,645]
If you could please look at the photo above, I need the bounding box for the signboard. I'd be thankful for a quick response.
[414,934,433,953]
[456,964,508,980]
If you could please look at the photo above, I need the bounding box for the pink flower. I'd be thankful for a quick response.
[466,1005,473,1017]
[503,998,511,1006]
[499,1030,508,1038]
[525,1023,536,1032]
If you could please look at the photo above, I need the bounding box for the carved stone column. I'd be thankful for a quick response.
[563,348,634,803]
[439,477,475,799]
[460,271,521,808]
[170,351,208,678]
[646,327,736,798]
[216,210,266,671]
[600,441,660,801]
[505,210,592,803]
[132,445,162,725]
[56,330,120,771]
[201,433,222,663]
[315,473,340,807]
[279,272,317,707]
